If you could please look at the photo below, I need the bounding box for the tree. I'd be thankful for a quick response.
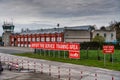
[100,26,106,30]
[0,37,2,42]
[109,21,120,41]
[92,35,105,43]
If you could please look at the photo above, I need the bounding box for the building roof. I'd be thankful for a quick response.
[64,25,95,31]
[20,25,95,35]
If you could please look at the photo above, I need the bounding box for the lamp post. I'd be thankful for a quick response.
[57,24,60,58]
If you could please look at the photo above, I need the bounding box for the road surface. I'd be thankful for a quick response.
[0,47,120,80]
[0,47,34,54]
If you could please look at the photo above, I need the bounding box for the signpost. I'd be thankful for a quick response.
[103,45,114,66]
[30,42,80,59]
[69,51,80,59]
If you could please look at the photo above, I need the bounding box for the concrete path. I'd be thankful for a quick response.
[0,47,34,54]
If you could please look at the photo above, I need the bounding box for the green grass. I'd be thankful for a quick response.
[13,49,120,71]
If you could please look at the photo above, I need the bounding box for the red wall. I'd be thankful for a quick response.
[10,32,64,47]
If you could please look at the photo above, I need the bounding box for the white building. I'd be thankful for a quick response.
[92,30,116,43]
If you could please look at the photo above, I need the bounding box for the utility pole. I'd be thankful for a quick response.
[57,24,60,58]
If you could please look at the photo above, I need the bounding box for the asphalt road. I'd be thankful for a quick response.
[0,47,34,54]
[0,47,120,80]
[0,70,59,80]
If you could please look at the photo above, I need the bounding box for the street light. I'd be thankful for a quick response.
[57,23,60,58]
[57,24,60,42]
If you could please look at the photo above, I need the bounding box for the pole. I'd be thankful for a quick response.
[28,61,29,71]
[40,49,41,56]
[34,62,36,72]
[44,50,45,56]
[49,50,50,56]
[64,51,66,58]
[41,64,43,74]
[0,56,1,62]
[80,71,83,79]
[22,60,23,69]
[69,68,71,80]
[95,73,97,80]
[58,67,60,79]
[49,65,51,76]
[112,54,113,66]
[57,23,60,58]
[104,54,105,66]
[53,50,55,57]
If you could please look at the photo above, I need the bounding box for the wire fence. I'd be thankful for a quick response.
[34,48,120,63]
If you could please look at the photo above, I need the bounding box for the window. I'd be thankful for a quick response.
[96,33,99,36]
[25,38,27,41]
[111,33,113,37]
[18,44,20,47]
[111,33,113,39]
[57,37,61,42]
[32,38,35,42]
[51,37,55,42]
[41,37,44,42]
[21,38,23,41]
[12,38,14,41]
[46,37,50,42]
[104,33,106,37]
[28,38,31,41]
[37,38,40,42]
[18,38,20,41]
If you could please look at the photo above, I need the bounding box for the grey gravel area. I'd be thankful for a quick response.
[0,70,60,80]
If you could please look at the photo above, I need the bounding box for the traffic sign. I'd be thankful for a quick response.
[103,45,114,54]
[69,51,80,59]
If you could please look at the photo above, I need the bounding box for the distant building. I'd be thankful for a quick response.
[2,22,14,46]
[93,30,116,43]
[8,25,116,47]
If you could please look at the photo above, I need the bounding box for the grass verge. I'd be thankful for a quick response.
[14,52,120,71]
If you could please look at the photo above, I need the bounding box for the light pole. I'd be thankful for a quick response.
[57,24,60,58]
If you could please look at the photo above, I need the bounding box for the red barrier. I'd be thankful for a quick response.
[95,73,97,80]
[0,56,1,62]
[112,76,114,80]
[58,67,60,79]
[80,71,83,79]
[34,62,36,72]
[22,60,23,69]
[27,61,29,71]
[4,57,5,62]
[7,57,9,62]
[40,64,43,74]
[69,68,71,80]
[11,58,13,62]
[49,65,51,76]
[16,59,18,63]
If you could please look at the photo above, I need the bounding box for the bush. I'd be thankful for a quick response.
[80,42,120,50]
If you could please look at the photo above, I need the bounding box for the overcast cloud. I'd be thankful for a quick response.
[0,0,120,35]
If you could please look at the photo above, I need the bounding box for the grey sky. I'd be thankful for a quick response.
[0,0,120,35]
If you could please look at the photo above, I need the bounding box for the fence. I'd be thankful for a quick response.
[0,54,117,80]
[34,48,120,62]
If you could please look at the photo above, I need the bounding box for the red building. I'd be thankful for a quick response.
[9,25,96,47]
[10,28,64,47]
